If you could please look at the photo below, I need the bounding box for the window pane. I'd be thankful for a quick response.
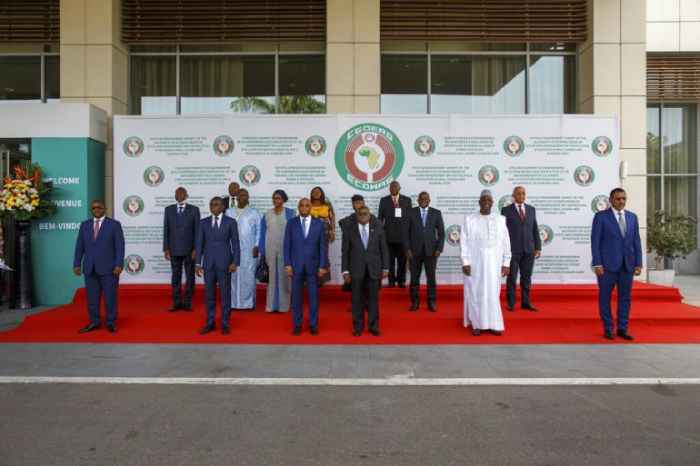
[381,54,427,113]
[279,55,325,114]
[0,56,41,101]
[528,55,575,114]
[647,106,661,174]
[664,176,697,218]
[130,55,176,115]
[180,55,275,114]
[430,56,525,114]
[45,55,60,100]
[662,105,697,174]
[647,176,661,220]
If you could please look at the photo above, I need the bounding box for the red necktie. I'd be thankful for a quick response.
[93,219,100,240]
[518,205,525,222]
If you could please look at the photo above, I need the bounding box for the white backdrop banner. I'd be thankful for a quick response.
[114,114,619,284]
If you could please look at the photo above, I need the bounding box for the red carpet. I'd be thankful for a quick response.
[1,283,699,344]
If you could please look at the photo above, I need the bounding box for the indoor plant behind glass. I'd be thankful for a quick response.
[646,210,697,286]
[0,164,55,309]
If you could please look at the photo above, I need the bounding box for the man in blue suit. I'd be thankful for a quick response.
[501,186,541,311]
[163,187,200,312]
[284,198,328,335]
[73,200,125,333]
[591,188,643,340]
[195,196,240,335]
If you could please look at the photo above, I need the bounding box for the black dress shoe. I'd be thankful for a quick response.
[310,327,318,336]
[199,324,215,335]
[292,327,302,336]
[221,326,230,335]
[369,328,380,336]
[616,329,634,341]
[409,302,419,311]
[106,324,116,333]
[522,304,538,312]
[472,328,481,336]
[78,323,100,333]
[604,330,615,340]
[428,302,437,312]
[353,330,362,336]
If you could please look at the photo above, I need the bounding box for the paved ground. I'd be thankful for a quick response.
[1,277,699,465]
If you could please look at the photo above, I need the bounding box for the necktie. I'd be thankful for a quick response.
[618,212,626,237]
[421,209,427,227]
[93,219,100,240]
[518,204,525,222]
[392,197,398,208]
[361,224,368,249]
[214,216,219,230]
[177,205,184,215]
[303,218,309,238]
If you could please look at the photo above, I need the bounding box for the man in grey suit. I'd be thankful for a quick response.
[501,186,541,311]
[404,191,445,312]
[163,187,200,311]
[342,206,389,336]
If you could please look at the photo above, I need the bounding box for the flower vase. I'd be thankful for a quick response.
[13,220,33,309]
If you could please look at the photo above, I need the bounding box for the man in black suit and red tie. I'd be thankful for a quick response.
[377,180,412,287]
[501,186,541,311]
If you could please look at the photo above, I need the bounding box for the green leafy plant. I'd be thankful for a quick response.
[230,95,325,114]
[647,210,697,269]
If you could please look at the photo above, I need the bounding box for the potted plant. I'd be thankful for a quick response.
[646,210,697,286]
[0,164,55,309]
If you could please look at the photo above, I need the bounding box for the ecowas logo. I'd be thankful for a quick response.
[143,166,165,187]
[124,254,145,275]
[591,136,612,157]
[123,136,144,157]
[335,123,405,191]
[123,195,144,217]
[445,225,461,247]
[591,195,610,213]
[538,225,554,246]
[213,135,234,156]
[503,136,524,157]
[305,135,327,156]
[414,135,435,156]
[573,165,595,187]
[477,165,500,186]
[239,165,261,186]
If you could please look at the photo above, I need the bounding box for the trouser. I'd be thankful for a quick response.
[204,268,232,327]
[506,253,535,307]
[387,241,406,285]
[84,271,119,326]
[409,254,437,304]
[597,268,634,333]
[170,254,195,306]
[291,266,319,329]
[351,268,380,332]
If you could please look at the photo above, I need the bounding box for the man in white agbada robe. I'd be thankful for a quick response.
[225,188,261,310]
[460,190,511,335]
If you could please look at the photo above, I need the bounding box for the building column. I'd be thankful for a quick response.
[326,0,380,113]
[579,0,647,265]
[60,0,128,215]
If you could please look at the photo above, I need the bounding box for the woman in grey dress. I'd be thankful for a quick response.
[259,190,296,312]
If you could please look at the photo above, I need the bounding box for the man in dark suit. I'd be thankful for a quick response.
[195,196,240,335]
[377,180,411,287]
[342,206,389,336]
[501,186,541,312]
[163,187,200,312]
[591,188,642,340]
[405,191,445,312]
[222,182,240,209]
[73,199,125,333]
[283,198,328,336]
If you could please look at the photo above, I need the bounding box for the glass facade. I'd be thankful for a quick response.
[0,54,59,102]
[380,44,575,114]
[646,104,699,241]
[129,49,325,115]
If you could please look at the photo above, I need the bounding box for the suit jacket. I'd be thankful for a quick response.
[195,215,240,271]
[341,218,390,280]
[73,217,125,275]
[339,213,376,233]
[404,206,445,256]
[163,203,200,256]
[591,209,642,273]
[501,203,541,255]
[377,194,412,243]
[283,216,328,273]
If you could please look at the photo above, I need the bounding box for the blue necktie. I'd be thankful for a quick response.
[361,224,368,249]
[421,209,427,227]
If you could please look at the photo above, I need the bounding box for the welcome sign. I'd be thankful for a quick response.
[114,114,619,284]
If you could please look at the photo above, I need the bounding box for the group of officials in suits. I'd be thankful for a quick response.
[73,181,641,341]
